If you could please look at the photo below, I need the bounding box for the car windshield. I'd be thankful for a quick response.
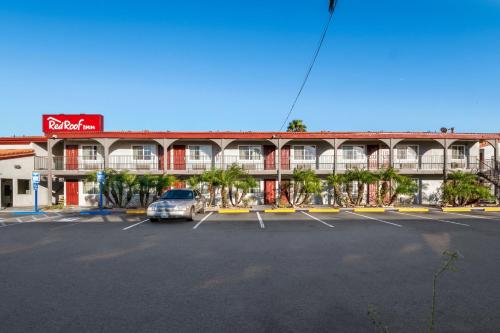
[160,190,194,200]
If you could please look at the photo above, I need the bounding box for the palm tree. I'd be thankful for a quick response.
[201,168,221,207]
[442,171,492,206]
[326,173,347,207]
[233,175,258,206]
[377,167,399,206]
[389,175,419,206]
[136,174,156,208]
[152,174,176,201]
[291,167,322,206]
[216,164,245,208]
[287,119,307,132]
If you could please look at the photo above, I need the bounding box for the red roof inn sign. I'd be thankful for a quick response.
[42,114,104,133]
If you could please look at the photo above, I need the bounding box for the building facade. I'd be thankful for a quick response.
[1,115,499,208]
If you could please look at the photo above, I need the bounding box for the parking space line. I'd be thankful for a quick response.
[58,217,81,222]
[16,218,22,223]
[441,212,500,221]
[193,212,214,230]
[0,221,27,228]
[122,219,150,231]
[256,212,265,229]
[393,212,470,227]
[346,211,402,227]
[301,212,335,228]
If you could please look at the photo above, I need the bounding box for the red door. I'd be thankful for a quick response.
[264,180,276,205]
[173,181,186,189]
[264,146,276,170]
[65,180,79,206]
[158,145,164,170]
[280,145,290,170]
[66,145,78,170]
[367,145,379,205]
[173,145,186,170]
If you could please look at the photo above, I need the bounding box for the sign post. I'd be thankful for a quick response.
[97,171,106,211]
[32,172,40,212]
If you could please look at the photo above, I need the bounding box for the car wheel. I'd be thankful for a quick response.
[187,207,195,221]
[150,218,158,222]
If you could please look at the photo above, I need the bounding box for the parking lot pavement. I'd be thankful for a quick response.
[3,211,500,331]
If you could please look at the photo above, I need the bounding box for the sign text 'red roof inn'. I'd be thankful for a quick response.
[42,114,104,133]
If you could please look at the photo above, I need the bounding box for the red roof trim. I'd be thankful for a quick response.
[48,131,500,140]
[0,132,499,142]
[0,149,35,160]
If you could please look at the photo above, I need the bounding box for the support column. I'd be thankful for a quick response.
[47,139,54,206]
[277,139,281,206]
[389,138,394,168]
[443,139,448,180]
[496,139,500,167]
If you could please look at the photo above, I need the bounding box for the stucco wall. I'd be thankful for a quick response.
[0,156,49,208]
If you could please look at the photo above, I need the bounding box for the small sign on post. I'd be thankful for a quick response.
[32,172,40,212]
[97,171,106,210]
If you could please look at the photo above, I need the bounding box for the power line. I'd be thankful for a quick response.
[278,0,339,131]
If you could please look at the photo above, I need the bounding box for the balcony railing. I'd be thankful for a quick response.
[33,154,481,173]
[109,156,160,171]
[34,156,104,171]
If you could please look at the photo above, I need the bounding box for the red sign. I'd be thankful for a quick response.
[43,114,104,133]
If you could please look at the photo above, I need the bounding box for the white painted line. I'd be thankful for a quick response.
[58,217,81,222]
[394,211,470,227]
[122,219,150,231]
[347,211,403,228]
[193,212,214,230]
[301,211,335,228]
[16,218,22,223]
[0,222,27,228]
[441,211,499,221]
[256,212,265,229]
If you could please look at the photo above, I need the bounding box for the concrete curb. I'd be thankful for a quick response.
[218,209,251,214]
[264,209,296,213]
[126,210,147,214]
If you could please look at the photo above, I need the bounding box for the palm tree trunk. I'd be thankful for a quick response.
[356,183,365,206]
[221,186,228,208]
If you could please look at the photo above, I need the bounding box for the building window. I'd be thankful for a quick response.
[132,145,153,161]
[189,146,201,161]
[17,179,31,195]
[293,145,316,161]
[83,181,99,195]
[82,145,98,161]
[239,146,262,161]
[343,146,364,160]
[451,145,465,159]
[396,145,418,160]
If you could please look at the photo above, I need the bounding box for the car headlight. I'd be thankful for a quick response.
[148,205,157,211]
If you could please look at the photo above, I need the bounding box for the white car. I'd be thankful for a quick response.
[147,189,206,222]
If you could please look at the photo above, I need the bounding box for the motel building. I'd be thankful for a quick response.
[0,114,499,209]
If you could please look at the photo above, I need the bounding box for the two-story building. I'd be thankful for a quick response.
[1,114,499,208]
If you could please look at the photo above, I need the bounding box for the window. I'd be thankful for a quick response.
[396,145,418,160]
[451,145,465,159]
[189,146,201,161]
[343,146,364,160]
[83,181,99,195]
[82,145,98,161]
[17,179,31,195]
[239,146,262,161]
[132,145,153,161]
[293,145,316,160]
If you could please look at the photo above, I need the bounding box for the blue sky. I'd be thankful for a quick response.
[1,0,499,136]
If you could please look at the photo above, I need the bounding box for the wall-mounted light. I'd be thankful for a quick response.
[14,165,21,169]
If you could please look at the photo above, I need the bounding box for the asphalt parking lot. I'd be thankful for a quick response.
[1,210,500,332]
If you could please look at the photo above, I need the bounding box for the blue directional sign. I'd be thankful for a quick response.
[32,172,40,184]
[97,171,106,184]
[32,172,40,212]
